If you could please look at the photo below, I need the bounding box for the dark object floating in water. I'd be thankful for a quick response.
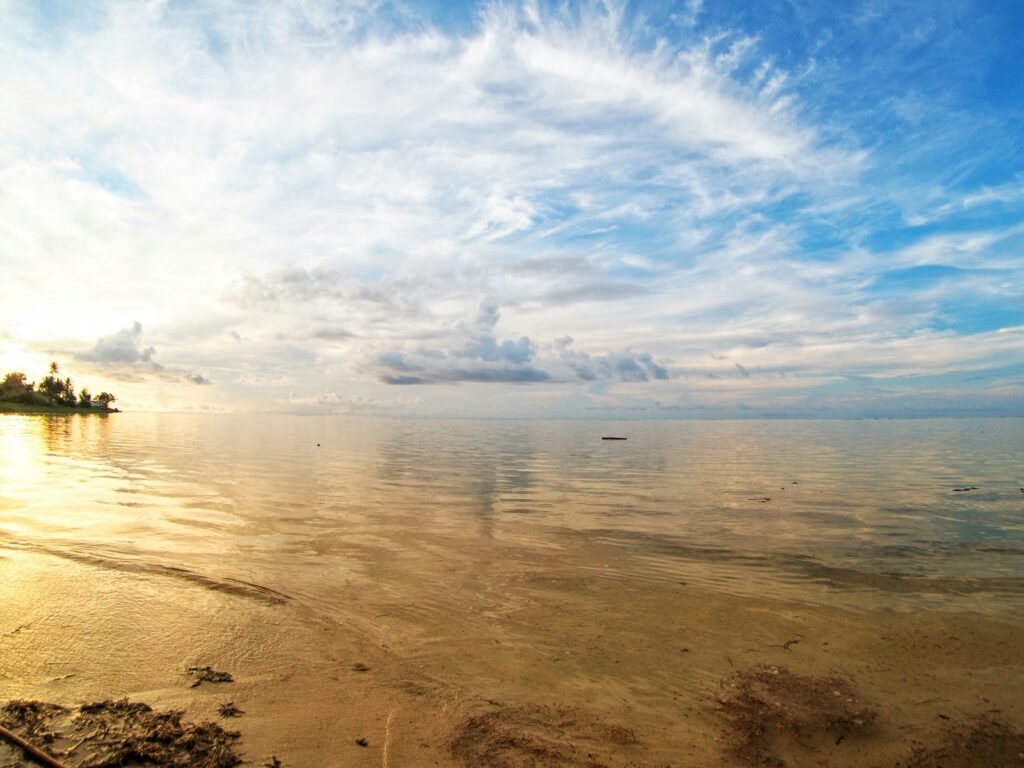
[748,497,772,503]
[952,486,978,492]
[187,666,234,688]
[601,436,627,440]
[352,662,370,672]
[355,738,369,747]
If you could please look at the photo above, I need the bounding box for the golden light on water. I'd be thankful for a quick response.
[1,414,1023,766]
[0,416,44,509]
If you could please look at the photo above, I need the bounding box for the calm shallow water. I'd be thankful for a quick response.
[2,415,1023,606]
[1,414,1023,766]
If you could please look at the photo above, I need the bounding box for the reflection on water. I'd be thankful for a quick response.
[2,415,1022,608]
[1,414,1023,765]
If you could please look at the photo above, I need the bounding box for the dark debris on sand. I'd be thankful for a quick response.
[187,666,234,688]
[450,703,637,768]
[1,700,67,745]
[2,698,241,768]
[217,702,244,719]
[716,664,876,764]
[906,715,1024,768]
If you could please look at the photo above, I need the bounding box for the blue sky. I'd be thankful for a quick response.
[0,0,1022,416]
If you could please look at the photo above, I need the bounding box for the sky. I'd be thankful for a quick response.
[1,0,1022,418]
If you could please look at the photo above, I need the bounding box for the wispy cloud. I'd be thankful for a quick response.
[0,0,1021,415]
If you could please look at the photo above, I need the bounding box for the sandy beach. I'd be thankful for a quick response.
[3,504,1023,766]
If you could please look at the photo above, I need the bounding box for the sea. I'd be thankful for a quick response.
[1,414,1022,766]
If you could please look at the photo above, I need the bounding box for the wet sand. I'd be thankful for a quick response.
[2,524,1023,767]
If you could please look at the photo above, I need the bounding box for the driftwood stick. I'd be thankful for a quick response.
[0,723,71,768]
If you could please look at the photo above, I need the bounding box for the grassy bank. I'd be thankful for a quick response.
[0,401,115,414]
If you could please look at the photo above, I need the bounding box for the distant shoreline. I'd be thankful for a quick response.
[0,401,119,415]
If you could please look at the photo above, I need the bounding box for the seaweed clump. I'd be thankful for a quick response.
[71,699,240,768]
[187,667,234,688]
[1,698,241,768]
[1,700,67,745]
[217,702,244,719]
[716,664,876,764]
[450,703,636,768]
[906,715,1024,768]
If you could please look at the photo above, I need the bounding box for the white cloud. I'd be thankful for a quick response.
[0,1,1019,415]
[77,322,160,369]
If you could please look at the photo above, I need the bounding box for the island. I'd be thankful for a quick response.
[0,362,119,414]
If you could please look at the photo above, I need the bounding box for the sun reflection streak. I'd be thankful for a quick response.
[0,418,47,537]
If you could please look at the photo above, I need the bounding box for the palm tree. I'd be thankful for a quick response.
[60,377,75,405]
[95,392,117,409]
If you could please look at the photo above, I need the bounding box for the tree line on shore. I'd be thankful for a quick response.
[1,362,117,409]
